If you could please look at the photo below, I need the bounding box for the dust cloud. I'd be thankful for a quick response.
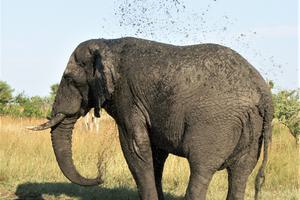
[100,0,284,86]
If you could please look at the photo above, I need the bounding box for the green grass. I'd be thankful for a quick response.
[0,115,299,199]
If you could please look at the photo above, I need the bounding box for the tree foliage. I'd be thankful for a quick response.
[272,89,300,144]
[50,83,59,102]
[0,81,55,118]
[0,81,14,105]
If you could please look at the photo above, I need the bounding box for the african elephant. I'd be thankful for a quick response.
[29,37,273,200]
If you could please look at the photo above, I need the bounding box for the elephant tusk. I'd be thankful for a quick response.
[26,113,66,131]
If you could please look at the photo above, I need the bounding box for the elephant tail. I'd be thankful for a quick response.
[254,94,273,200]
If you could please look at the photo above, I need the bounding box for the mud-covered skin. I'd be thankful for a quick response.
[50,37,273,200]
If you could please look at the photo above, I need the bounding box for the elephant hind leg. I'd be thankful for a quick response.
[185,166,214,200]
[226,136,262,200]
[226,147,260,200]
[183,123,239,200]
[226,108,264,200]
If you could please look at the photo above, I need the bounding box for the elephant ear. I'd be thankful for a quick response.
[92,47,116,96]
[85,42,117,115]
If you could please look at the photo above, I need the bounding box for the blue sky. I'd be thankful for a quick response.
[1,0,299,96]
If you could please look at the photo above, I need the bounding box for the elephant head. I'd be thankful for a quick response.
[28,39,118,186]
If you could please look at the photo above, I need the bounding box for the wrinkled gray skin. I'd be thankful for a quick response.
[44,37,273,200]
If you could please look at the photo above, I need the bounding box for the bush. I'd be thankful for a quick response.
[22,96,51,118]
[272,89,300,145]
[0,81,53,118]
[0,81,14,114]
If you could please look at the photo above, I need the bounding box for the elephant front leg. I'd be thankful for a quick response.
[152,147,168,200]
[118,121,158,200]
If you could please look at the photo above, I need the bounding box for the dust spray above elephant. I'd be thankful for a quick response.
[29,37,273,200]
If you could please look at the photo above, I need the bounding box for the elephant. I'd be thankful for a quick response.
[29,37,273,200]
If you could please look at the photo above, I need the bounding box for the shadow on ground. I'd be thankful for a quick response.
[15,182,181,200]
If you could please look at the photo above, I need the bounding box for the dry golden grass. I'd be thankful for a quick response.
[0,114,299,200]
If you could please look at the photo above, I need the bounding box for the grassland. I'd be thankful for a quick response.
[0,115,299,200]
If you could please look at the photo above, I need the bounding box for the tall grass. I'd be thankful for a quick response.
[0,115,299,199]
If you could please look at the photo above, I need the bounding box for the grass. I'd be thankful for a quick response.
[0,114,299,200]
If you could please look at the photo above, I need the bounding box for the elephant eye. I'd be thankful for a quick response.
[64,75,73,83]
[64,75,82,87]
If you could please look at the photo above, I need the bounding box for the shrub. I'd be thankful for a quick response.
[272,89,300,145]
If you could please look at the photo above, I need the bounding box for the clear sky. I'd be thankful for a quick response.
[1,0,299,96]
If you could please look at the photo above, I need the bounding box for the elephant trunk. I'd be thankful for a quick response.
[50,117,102,186]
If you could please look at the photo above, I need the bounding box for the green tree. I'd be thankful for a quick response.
[0,81,14,114]
[15,92,29,105]
[0,81,14,104]
[273,89,300,146]
[22,96,51,117]
[0,81,58,118]
[50,83,59,102]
